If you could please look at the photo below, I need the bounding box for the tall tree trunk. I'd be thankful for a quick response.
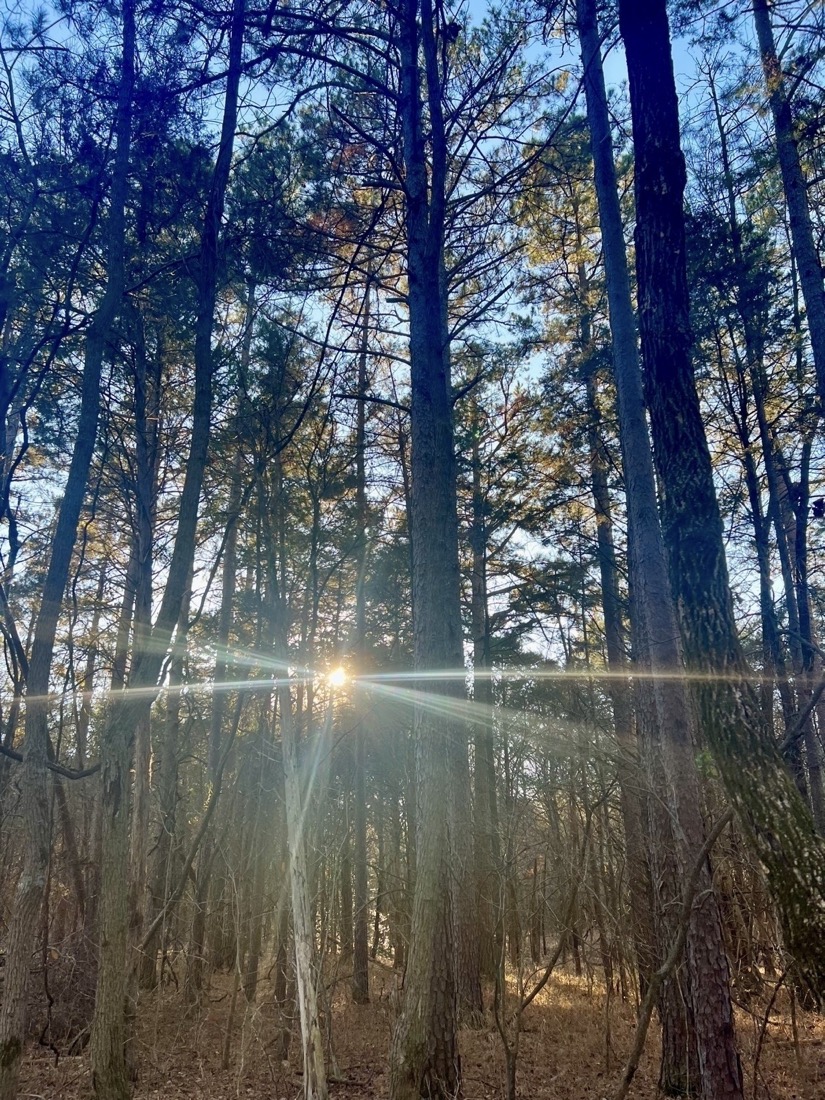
[339,790,354,957]
[711,63,821,803]
[0,4,134,1095]
[74,563,106,771]
[636,662,700,1096]
[352,279,370,1005]
[389,0,466,1094]
[789,442,825,831]
[752,0,825,411]
[90,2,245,1091]
[583,318,656,998]
[280,682,328,1100]
[451,746,482,1023]
[140,592,189,990]
[469,409,501,984]
[387,774,408,970]
[127,306,161,999]
[705,67,796,744]
[618,0,825,1007]
[186,328,248,1004]
[579,3,744,1096]
[243,705,275,1003]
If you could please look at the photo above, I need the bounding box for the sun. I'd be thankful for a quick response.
[327,666,349,688]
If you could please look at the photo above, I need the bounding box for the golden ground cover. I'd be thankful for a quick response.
[17,968,825,1099]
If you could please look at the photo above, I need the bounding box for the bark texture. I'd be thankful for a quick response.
[280,683,328,1100]
[352,281,370,1005]
[619,0,825,1006]
[389,0,463,1093]
[581,2,745,1095]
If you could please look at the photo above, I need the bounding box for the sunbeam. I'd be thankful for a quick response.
[15,658,818,713]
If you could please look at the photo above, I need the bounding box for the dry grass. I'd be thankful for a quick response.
[17,965,825,1099]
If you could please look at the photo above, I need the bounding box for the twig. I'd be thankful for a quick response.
[752,967,788,1100]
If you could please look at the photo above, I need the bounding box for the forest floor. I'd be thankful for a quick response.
[18,963,825,1099]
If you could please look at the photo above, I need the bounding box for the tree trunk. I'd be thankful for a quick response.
[140,596,188,990]
[190,303,250,1001]
[705,69,797,745]
[752,0,825,411]
[352,282,370,1003]
[340,790,354,957]
[583,324,656,997]
[619,0,825,1007]
[389,0,464,1094]
[0,4,134,1095]
[469,412,502,984]
[352,725,370,1001]
[580,3,745,1096]
[280,683,328,1100]
[91,1,245,1090]
[127,305,161,999]
[244,708,274,1004]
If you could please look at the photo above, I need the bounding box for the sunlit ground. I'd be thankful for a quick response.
[17,963,825,1100]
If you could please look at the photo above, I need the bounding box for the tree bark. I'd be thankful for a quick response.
[280,683,328,1100]
[389,0,465,1093]
[140,593,189,990]
[91,1,245,1090]
[352,279,370,1005]
[469,408,501,984]
[128,304,161,995]
[0,4,135,1095]
[580,2,745,1096]
[583,312,656,999]
[619,0,825,1007]
[752,0,825,412]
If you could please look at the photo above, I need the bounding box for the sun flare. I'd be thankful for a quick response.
[327,666,349,688]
